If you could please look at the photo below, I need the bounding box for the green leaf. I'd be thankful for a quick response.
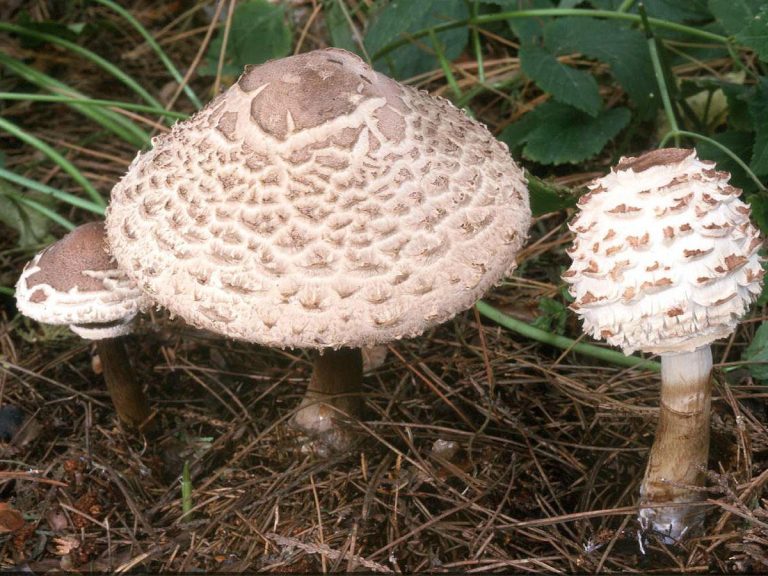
[324,0,360,54]
[747,77,768,175]
[202,0,292,76]
[365,0,469,80]
[519,43,601,116]
[502,101,630,165]
[743,321,768,381]
[527,178,578,215]
[531,297,568,335]
[721,81,753,131]
[499,111,538,152]
[736,4,768,61]
[543,18,658,118]
[708,0,764,35]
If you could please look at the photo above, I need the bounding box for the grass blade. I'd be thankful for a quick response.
[639,4,680,146]
[181,461,192,519]
[0,53,150,147]
[91,0,203,109]
[0,22,165,113]
[0,117,105,208]
[429,28,462,100]
[0,168,104,214]
[0,92,188,121]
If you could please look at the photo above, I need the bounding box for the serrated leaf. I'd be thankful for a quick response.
[743,321,768,381]
[503,101,630,165]
[365,0,469,80]
[736,5,768,61]
[499,112,539,151]
[202,0,292,76]
[543,18,657,118]
[324,0,360,54]
[747,77,768,175]
[519,43,601,116]
[708,0,764,35]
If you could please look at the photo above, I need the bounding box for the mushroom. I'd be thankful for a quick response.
[105,48,531,450]
[563,148,764,541]
[15,222,151,428]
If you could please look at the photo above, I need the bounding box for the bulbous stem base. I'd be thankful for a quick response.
[292,347,363,454]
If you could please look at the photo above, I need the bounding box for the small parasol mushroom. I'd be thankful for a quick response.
[105,48,531,451]
[564,148,763,541]
[15,222,151,428]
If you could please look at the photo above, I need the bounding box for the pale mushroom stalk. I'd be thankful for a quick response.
[563,148,763,542]
[97,337,151,428]
[639,346,712,539]
[293,348,364,450]
[15,222,151,428]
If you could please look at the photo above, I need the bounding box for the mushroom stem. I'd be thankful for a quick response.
[639,345,713,541]
[95,338,151,428]
[292,348,363,451]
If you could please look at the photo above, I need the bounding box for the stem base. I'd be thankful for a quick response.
[292,348,363,455]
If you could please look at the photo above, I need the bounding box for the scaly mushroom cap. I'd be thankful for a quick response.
[16,222,147,340]
[564,148,764,355]
[106,48,530,349]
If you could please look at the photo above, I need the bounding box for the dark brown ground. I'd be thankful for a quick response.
[1,1,767,572]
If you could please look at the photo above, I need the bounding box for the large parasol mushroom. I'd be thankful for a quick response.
[105,48,531,451]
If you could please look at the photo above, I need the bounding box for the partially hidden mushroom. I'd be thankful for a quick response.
[105,48,531,451]
[15,222,151,428]
[563,148,764,541]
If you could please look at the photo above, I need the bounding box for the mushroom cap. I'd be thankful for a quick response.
[15,222,147,340]
[564,148,764,355]
[106,48,530,349]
